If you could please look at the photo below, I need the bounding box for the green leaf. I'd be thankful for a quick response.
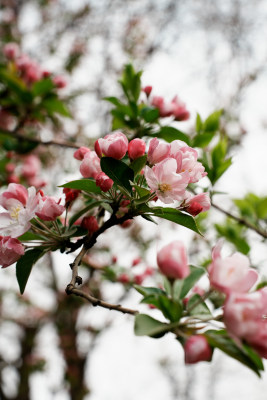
[42,98,71,117]
[205,330,264,376]
[203,110,222,132]
[18,232,45,241]
[193,132,215,148]
[129,155,147,176]
[134,285,166,297]
[141,214,158,224]
[141,107,159,122]
[178,265,206,299]
[119,64,142,102]
[141,295,182,322]
[156,126,190,145]
[59,179,101,194]
[150,207,201,234]
[187,294,212,317]
[134,314,170,338]
[195,113,203,133]
[133,185,151,198]
[16,248,44,294]
[101,157,134,194]
[32,79,54,97]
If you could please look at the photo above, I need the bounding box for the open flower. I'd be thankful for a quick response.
[0,184,41,237]
[144,158,189,203]
[95,131,128,160]
[80,151,101,179]
[36,196,65,221]
[208,242,258,294]
[147,138,170,165]
[0,236,25,268]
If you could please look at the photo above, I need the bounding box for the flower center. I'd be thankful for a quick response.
[10,205,22,221]
[158,183,171,193]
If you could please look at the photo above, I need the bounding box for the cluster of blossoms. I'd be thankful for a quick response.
[0,183,65,268]
[4,153,46,189]
[156,240,266,363]
[74,131,210,216]
[3,42,67,88]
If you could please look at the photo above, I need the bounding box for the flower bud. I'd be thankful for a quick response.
[73,147,90,161]
[95,131,128,160]
[128,138,146,160]
[81,216,99,233]
[36,196,65,221]
[3,42,20,60]
[184,335,212,364]
[157,241,189,279]
[95,172,113,192]
[0,236,24,268]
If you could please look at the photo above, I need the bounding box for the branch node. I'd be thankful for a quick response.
[75,276,83,285]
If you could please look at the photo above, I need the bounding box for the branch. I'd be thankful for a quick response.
[66,286,138,315]
[0,128,83,149]
[211,201,267,239]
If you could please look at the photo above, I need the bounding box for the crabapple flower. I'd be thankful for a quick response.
[224,288,267,358]
[0,184,41,237]
[208,242,258,294]
[157,240,189,279]
[36,196,65,221]
[184,335,212,364]
[95,172,113,192]
[144,158,189,203]
[151,96,173,117]
[53,75,67,89]
[21,155,41,179]
[73,147,90,161]
[142,85,152,97]
[0,236,25,268]
[3,42,20,60]
[147,138,170,165]
[184,192,211,216]
[63,188,80,206]
[128,138,146,160]
[81,216,99,233]
[80,151,101,179]
[169,96,190,121]
[95,131,128,160]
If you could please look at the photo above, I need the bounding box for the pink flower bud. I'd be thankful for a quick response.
[81,216,99,233]
[118,273,130,284]
[128,138,146,160]
[80,151,101,179]
[3,42,20,60]
[5,163,16,174]
[120,219,132,228]
[147,138,170,165]
[95,131,128,160]
[170,96,190,121]
[157,241,189,279]
[132,257,141,267]
[208,242,258,294]
[42,70,51,78]
[0,236,24,268]
[7,175,19,184]
[184,335,212,364]
[142,86,152,97]
[134,274,145,285]
[53,75,67,89]
[21,155,41,179]
[63,188,80,206]
[73,147,90,161]
[151,96,173,118]
[184,193,211,216]
[95,172,113,192]
[36,196,65,221]
[112,255,117,264]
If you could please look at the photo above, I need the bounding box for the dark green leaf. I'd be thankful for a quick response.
[18,232,45,241]
[134,285,166,297]
[187,294,212,317]
[101,157,134,194]
[141,107,159,122]
[134,314,170,338]
[150,207,201,234]
[59,179,101,194]
[179,265,206,299]
[16,248,44,294]
[129,155,147,176]
[32,79,54,96]
[42,98,71,117]
[156,126,190,145]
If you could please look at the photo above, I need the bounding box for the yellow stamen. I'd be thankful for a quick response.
[158,183,171,193]
[10,206,22,221]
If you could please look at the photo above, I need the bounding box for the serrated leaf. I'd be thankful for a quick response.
[16,248,44,294]
[134,314,170,338]
[101,157,134,194]
[59,179,101,194]
[150,207,201,234]
[156,126,190,145]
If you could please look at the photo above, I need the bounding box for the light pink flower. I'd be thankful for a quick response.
[95,172,113,192]
[144,158,189,203]
[208,242,258,294]
[0,184,41,237]
[0,236,25,268]
[157,240,189,279]
[95,131,128,160]
[21,155,41,179]
[224,288,267,358]
[128,138,146,160]
[184,192,211,216]
[53,75,67,89]
[147,138,170,165]
[73,147,90,161]
[36,196,65,221]
[184,335,212,364]
[169,96,190,121]
[80,151,101,179]
[151,96,173,117]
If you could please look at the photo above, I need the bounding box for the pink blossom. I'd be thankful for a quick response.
[184,335,212,364]
[128,138,146,160]
[53,75,67,89]
[81,216,99,232]
[80,151,101,179]
[3,42,20,60]
[21,155,41,179]
[95,132,128,160]
[169,96,190,121]
[151,96,173,117]
[0,184,41,237]
[208,242,258,294]
[26,176,47,189]
[36,196,65,221]
[224,288,267,358]
[147,138,170,165]
[7,175,20,184]
[0,236,25,268]
[144,158,189,204]
[95,172,113,192]
[5,163,16,174]
[142,86,152,97]
[157,240,189,279]
[184,192,211,216]
[73,147,90,161]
